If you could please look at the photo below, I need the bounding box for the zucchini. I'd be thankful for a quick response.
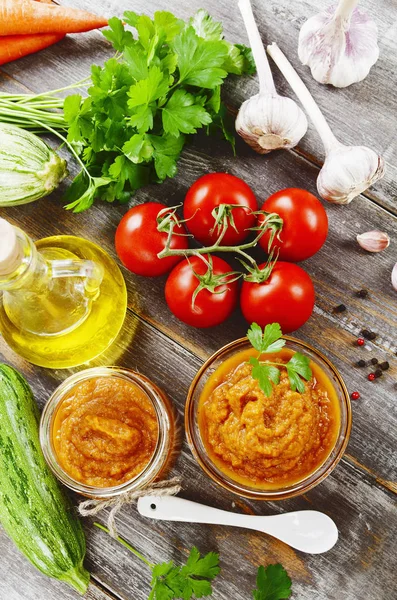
[0,364,89,594]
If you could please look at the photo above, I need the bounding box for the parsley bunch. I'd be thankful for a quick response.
[247,323,312,396]
[63,9,254,212]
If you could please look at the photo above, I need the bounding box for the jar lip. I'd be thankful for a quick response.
[40,366,171,498]
[185,336,352,501]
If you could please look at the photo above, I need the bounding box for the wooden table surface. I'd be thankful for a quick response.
[0,1,396,599]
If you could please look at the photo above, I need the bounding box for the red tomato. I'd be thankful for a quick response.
[165,255,238,328]
[115,202,188,277]
[240,261,315,333]
[183,173,257,246]
[258,188,328,262]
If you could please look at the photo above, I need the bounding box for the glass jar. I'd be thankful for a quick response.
[185,337,352,500]
[40,367,176,498]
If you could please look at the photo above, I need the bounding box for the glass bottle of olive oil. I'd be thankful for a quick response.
[0,218,127,368]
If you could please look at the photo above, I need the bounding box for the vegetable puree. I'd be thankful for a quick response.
[52,376,159,488]
[198,348,340,489]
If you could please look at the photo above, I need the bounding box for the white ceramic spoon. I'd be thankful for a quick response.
[137,496,338,555]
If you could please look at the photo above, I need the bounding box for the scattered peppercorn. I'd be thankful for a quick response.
[361,329,377,340]
[380,361,390,371]
[374,369,383,378]
[356,289,368,298]
[356,359,366,368]
[351,391,360,400]
[357,338,365,346]
[368,373,376,381]
[334,304,347,313]
[371,358,378,365]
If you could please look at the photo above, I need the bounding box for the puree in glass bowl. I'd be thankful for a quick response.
[52,376,159,488]
[197,347,340,489]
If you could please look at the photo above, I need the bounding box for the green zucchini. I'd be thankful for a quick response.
[0,364,89,594]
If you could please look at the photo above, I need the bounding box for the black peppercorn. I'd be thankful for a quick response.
[356,360,366,368]
[374,369,383,378]
[361,330,377,341]
[371,358,379,365]
[334,304,347,313]
[380,361,390,371]
[357,289,368,298]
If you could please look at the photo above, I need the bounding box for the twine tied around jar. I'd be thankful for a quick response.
[78,477,182,538]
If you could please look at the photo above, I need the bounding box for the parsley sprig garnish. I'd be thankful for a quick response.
[95,523,220,600]
[247,323,312,396]
[253,564,292,600]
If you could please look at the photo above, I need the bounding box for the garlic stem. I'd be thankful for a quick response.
[267,43,339,154]
[238,0,276,95]
[334,0,360,22]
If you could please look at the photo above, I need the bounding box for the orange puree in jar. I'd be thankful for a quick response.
[52,376,159,488]
[198,347,340,489]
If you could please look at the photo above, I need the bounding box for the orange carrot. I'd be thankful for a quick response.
[0,0,108,35]
[0,32,64,65]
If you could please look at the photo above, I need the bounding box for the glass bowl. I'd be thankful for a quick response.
[40,367,176,498]
[185,337,352,500]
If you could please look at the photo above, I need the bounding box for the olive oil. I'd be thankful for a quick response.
[0,222,127,368]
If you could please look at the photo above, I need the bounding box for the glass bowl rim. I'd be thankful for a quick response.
[185,335,352,500]
[40,366,171,498]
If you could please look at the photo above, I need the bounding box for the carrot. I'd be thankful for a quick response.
[0,0,108,35]
[0,32,64,65]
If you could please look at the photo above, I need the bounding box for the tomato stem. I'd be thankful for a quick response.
[157,211,283,265]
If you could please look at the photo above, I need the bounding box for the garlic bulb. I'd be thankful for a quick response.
[267,43,385,204]
[236,0,307,154]
[392,263,397,292]
[298,0,379,88]
[357,231,390,253]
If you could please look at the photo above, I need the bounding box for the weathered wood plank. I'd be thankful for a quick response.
[0,317,396,600]
[1,0,396,213]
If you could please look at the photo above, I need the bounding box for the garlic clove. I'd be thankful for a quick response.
[298,3,379,88]
[357,231,390,253]
[392,263,397,292]
[316,144,385,204]
[236,93,308,153]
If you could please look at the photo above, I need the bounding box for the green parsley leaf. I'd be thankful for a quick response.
[253,564,292,600]
[235,44,256,75]
[128,65,170,108]
[123,44,149,81]
[103,17,134,52]
[123,134,154,164]
[181,547,220,580]
[250,357,280,397]
[148,133,185,180]
[172,27,228,89]
[63,173,110,213]
[162,90,212,137]
[286,352,312,393]
[247,323,285,354]
[190,9,223,41]
[154,11,185,42]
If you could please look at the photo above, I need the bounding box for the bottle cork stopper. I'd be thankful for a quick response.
[0,218,22,276]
